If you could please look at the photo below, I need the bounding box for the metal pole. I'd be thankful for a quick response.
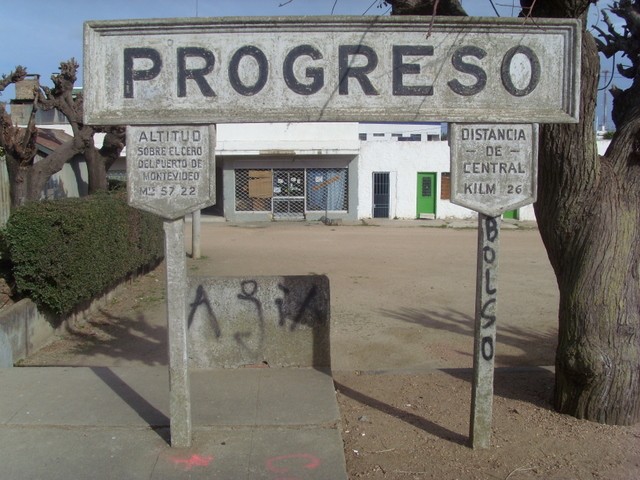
[470,213,500,449]
[163,217,192,447]
[192,209,201,259]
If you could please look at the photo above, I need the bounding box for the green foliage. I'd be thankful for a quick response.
[603,130,616,140]
[4,193,164,316]
[108,178,127,191]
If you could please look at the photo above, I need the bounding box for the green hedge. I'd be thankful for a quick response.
[5,193,164,316]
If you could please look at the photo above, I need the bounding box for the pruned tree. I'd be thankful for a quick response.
[0,66,38,206]
[0,60,125,208]
[387,0,640,425]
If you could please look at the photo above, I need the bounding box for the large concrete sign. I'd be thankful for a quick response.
[84,16,580,125]
[450,123,538,217]
[126,125,215,219]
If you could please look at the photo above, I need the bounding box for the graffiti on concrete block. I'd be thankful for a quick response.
[188,284,221,338]
[234,280,266,355]
[187,275,330,368]
[276,283,324,331]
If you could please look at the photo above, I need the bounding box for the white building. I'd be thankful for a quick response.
[213,122,536,222]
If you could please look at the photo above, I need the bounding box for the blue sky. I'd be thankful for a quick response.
[0,0,624,129]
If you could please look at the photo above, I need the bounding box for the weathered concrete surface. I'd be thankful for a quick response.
[0,329,11,367]
[187,275,330,368]
[0,366,347,480]
[0,299,53,364]
[470,215,501,448]
[450,123,539,217]
[164,218,192,447]
[127,125,216,220]
[84,17,580,125]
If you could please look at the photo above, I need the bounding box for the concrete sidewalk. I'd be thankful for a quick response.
[0,366,347,480]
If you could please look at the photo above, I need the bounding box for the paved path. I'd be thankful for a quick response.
[0,366,347,479]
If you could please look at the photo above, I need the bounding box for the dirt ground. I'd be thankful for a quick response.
[19,220,640,479]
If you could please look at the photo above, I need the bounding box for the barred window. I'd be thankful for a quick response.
[307,168,348,211]
[235,168,348,215]
[235,169,272,211]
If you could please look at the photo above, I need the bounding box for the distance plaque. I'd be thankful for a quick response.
[127,125,216,219]
[450,123,538,217]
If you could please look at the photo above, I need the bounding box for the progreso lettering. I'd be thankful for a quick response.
[123,44,541,99]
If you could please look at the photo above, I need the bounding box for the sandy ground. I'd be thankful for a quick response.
[20,220,640,479]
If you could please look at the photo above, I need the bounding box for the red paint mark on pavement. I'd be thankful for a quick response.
[170,454,214,471]
[266,453,321,478]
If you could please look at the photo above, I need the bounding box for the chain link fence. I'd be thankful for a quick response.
[235,167,348,219]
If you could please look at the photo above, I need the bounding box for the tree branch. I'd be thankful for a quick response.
[0,66,27,93]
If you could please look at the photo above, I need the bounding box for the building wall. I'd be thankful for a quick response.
[217,123,360,222]
[358,140,475,220]
[42,155,89,200]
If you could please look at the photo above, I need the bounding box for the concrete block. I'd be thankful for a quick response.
[0,299,58,363]
[0,329,11,367]
[187,275,330,368]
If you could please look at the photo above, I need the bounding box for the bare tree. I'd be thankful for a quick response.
[0,66,39,206]
[387,0,639,426]
[0,60,125,208]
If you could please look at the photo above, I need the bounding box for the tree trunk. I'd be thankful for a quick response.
[552,177,640,424]
[535,31,640,425]
[85,146,109,194]
[5,156,55,207]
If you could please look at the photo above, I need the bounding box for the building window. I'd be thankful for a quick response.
[398,133,422,141]
[235,168,348,214]
[235,169,272,211]
[306,168,348,211]
[440,172,451,200]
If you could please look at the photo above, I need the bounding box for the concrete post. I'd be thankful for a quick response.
[163,218,192,447]
[470,214,500,449]
[192,210,201,259]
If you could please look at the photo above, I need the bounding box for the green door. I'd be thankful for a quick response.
[417,172,437,218]
[503,209,519,220]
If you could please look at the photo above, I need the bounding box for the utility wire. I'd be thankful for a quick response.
[362,0,380,15]
[488,0,501,16]
[598,54,617,91]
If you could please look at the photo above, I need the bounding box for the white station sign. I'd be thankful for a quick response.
[84,16,581,125]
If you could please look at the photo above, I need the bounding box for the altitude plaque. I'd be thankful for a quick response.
[127,125,215,219]
[450,123,538,217]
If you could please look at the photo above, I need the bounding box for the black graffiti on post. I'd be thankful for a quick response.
[480,216,499,361]
[187,284,221,338]
[235,280,265,353]
[275,284,323,331]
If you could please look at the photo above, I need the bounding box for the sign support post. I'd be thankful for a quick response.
[125,124,216,447]
[164,218,192,447]
[470,213,500,449]
[449,123,538,448]
[192,210,201,259]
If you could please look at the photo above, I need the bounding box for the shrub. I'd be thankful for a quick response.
[5,193,164,316]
